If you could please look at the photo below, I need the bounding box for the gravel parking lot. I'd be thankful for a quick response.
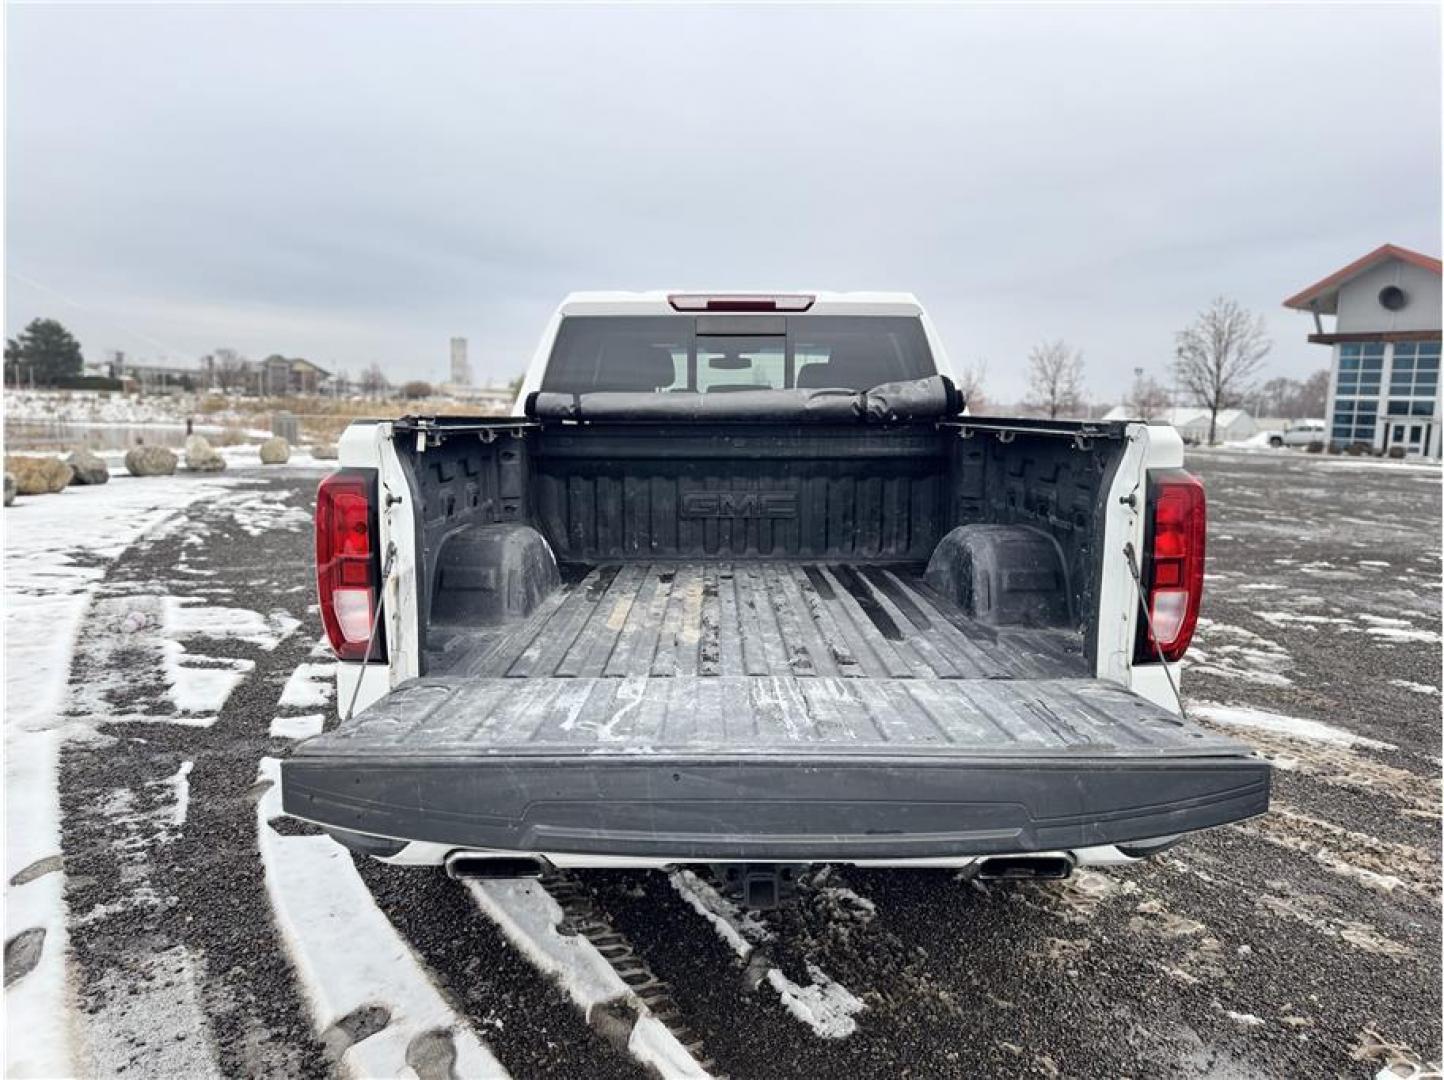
[6,447,1440,1078]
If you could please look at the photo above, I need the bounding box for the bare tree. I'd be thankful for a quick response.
[1124,370,1172,421]
[1025,340,1084,419]
[1174,298,1272,444]
[1297,369,1329,418]
[955,359,988,414]
[212,347,249,393]
[359,363,390,399]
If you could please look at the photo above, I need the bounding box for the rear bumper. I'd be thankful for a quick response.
[280,753,1270,863]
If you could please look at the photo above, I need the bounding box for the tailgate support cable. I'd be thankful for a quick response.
[1123,541,1189,720]
[344,540,398,721]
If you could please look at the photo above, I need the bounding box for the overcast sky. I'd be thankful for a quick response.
[6,4,1440,400]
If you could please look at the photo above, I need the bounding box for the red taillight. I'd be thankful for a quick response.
[316,468,386,662]
[667,293,815,312]
[1136,469,1206,664]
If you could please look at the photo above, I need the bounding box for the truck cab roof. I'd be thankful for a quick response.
[555,291,927,318]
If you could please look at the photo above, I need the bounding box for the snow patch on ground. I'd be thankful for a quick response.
[163,641,253,720]
[1189,620,1294,687]
[164,595,299,650]
[1388,679,1439,696]
[279,663,337,709]
[468,879,626,1012]
[669,869,771,958]
[269,714,327,740]
[1225,1009,1266,1027]
[766,966,866,1039]
[629,1015,710,1078]
[170,761,194,827]
[4,473,237,1079]
[667,870,865,1038]
[255,759,508,1078]
[222,491,314,537]
[1191,703,1396,751]
[1364,625,1441,645]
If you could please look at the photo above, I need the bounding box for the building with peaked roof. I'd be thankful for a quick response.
[1284,243,1442,459]
[1101,404,1258,444]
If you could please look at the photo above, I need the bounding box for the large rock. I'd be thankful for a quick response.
[4,473,15,507]
[259,437,291,465]
[66,448,110,485]
[184,434,227,473]
[310,443,338,461]
[6,455,73,495]
[124,445,179,477]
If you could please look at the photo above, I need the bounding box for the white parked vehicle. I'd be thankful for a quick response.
[1269,419,1327,448]
[281,291,1269,904]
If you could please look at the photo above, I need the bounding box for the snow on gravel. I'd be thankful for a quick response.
[669,868,772,958]
[160,593,301,720]
[1190,703,1397,751]
[765,966,866,1039]
[1388,679,1440,696]
[170,761,194,827]
[467,878,711,1076]
[269,713,327,739]
[164,595,300,649]
[279,663,338,709]
[254,759,509,1079]
[1363,625,1442,645]
[4,472,237,1078]
[667,870,866,1039]
[162,641,254,720]
[468,880,623,1012]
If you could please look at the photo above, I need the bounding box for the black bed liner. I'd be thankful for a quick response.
[429,562,1086,681]
[284,561,1268,859]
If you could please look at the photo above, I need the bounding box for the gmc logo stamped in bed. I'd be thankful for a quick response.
[680,492,798,519]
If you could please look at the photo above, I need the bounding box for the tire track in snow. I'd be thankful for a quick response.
[4,473,239,1078]
[669,870,865,1039]
[355,858,646,1079]
[256,759,509,1078]
[468,875,712,1076]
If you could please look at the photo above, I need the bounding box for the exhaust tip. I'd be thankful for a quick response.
[444,853,547,880]
[976,854,1074,881]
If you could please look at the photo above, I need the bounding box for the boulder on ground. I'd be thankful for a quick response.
[310,443,339,460]
[259,436,291,465]
[4,472,15,506]
[124,445,179,477]
[184,434,227,472]
[6,455,73,495]
[66,448,110,485]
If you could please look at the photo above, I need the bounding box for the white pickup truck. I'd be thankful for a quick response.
[282,291,1267,904]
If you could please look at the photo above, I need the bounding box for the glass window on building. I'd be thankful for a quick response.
[1336,342,1385,395]
[1388,341,1440,405]
[1332,397,1378,444]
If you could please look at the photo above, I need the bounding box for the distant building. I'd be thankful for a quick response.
[201,354,331,396]
[450,337,472,386]
[1284,243,1442,459]
[258,355,331,396]
[1102,404,1258,444]
[118,361,200,395]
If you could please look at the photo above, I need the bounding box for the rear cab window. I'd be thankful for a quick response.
[542,315,936,394]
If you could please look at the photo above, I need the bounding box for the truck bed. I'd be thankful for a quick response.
[284,561,1268,861]
[429,561,1086,682]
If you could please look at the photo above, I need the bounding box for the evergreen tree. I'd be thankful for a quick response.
[6,318,85,385]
